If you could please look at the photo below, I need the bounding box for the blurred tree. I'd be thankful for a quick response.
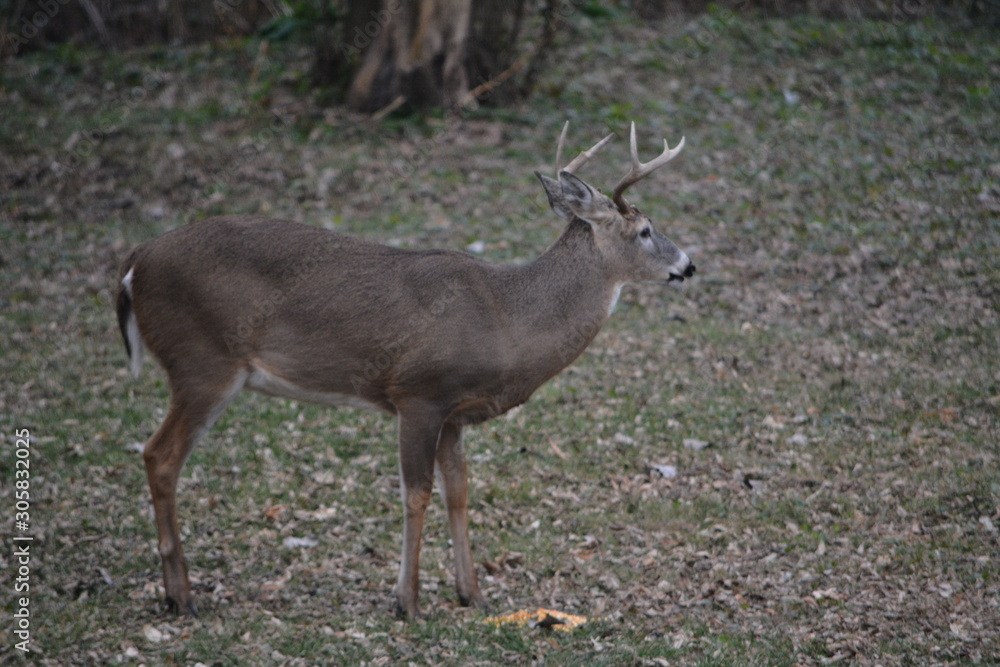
[343,0,473,112]
[3,1,981,70]
[317,0,553,113]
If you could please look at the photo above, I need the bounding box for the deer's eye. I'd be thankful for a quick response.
[639,227,652,239]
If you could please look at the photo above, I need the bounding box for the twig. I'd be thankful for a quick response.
[459,51,530,108]
[517,0,559,99]
[460,0,559,108]
[77,0,112,48]
[371,95,408,122]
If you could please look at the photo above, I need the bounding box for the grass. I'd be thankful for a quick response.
[2,9,999,666]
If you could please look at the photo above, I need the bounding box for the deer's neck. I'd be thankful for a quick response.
[508,219,617,366]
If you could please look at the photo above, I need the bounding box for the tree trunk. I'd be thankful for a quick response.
[312,0,353,88]
[467,0,525,100]
[167,0,186,43]
[346,0,472,113]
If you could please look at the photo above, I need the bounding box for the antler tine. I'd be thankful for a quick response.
[554,121,570,175]
[611,122,685,212]
[563,132,615,175]
[554,121,615,176]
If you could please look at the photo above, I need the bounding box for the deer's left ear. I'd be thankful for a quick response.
[536,172,575,222]
[556,172,618,227]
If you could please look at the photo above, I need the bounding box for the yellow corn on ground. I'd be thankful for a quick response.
[485,608,589,632]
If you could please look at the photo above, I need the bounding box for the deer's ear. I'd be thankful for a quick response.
[556,172,617,227]
[535,172,575,222]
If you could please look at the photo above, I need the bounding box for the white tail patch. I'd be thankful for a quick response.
[122,268,145,379]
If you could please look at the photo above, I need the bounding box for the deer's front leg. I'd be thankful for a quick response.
[436,421,485,609]
[394,406,445,618]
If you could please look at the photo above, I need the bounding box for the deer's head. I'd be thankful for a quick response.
[536,122,695,285]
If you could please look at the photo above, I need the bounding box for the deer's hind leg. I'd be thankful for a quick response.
[393,403,451,618]
[143,370,246,615]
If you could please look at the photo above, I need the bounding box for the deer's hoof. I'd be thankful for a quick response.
[459,591,488,612]
[165,595,198,617]
[393,595,419,620]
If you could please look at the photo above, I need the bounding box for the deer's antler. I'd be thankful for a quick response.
[555,121,615,176]
[611,122,685,213]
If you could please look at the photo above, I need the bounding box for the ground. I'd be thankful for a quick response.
[1,10,998,666]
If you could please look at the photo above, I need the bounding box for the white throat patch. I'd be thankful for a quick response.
[607,284,625,317]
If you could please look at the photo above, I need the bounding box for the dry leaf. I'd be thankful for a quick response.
[142,625,163,643]
[311,470,337,485]
[294,506,338,521]
[548,438,570,461]
[263,504,289,522]
[282,536,318,549]
[649,464,678,478]
[811,588,842,602]
[614,432,636,445]
[683,438,711,451]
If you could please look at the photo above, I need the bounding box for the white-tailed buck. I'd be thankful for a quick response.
[117,121,694,618]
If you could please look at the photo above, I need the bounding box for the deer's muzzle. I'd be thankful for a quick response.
[668,264,696,283]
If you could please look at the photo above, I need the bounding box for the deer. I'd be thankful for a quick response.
[116,121,694,619]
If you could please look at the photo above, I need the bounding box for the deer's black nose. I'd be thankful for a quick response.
[684,264,696,278]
